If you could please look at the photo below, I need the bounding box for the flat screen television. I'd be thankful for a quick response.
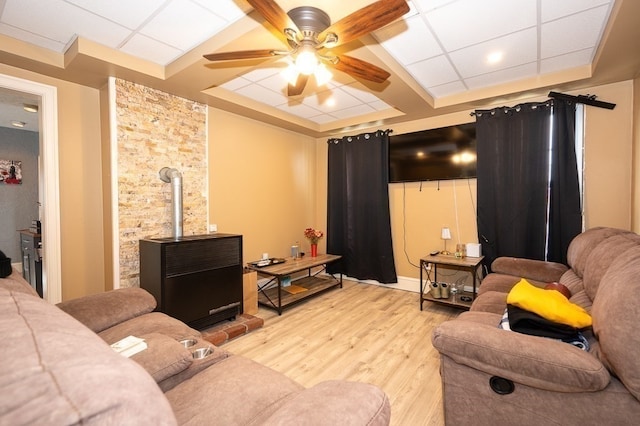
[388,122,477,183]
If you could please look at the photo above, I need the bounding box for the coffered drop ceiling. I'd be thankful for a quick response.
[1,0,639,137]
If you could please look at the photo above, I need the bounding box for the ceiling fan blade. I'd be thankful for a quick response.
[247,0,299,35]
[203,49,282,61]
[319,0,409,48]
[288,73,309,96]
[331,55,391,83]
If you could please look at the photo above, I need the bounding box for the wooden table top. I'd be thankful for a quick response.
[420,254,484,268]
[247,254,341,277]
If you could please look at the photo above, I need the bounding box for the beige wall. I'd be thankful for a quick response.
[583,80,634,229]
[1,61,636,297]
[208,108,318,264]
[0,64,105,300]
[317,80,636,281]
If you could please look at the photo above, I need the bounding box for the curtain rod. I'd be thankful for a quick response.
[548,91,616,110]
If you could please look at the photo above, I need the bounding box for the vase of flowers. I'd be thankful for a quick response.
[304,228,324,257]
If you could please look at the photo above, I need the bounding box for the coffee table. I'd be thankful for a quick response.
[246,254,342,315]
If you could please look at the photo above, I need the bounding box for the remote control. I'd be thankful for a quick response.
[430,250,439,256]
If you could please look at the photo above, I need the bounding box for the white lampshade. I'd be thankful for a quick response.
[441,227,452,240]
[314,63,332,86]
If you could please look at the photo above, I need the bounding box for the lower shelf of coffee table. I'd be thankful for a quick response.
[258,275,341,312]
[421,291,474,310]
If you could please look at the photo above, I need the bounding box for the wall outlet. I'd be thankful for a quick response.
[208,224,217,232]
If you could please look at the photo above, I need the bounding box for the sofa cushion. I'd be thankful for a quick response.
[166,356,304,426]
[591,245,640,400]
[57,287,157,333]
[582,233,640,301]
[0,287,176,425]
[98,311,200,344]
[130,332,193,383]
[566,227,631,279]
[432,318,610,392]
[260,380,391,426]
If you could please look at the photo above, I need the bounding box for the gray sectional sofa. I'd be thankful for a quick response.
[432,227,640,425]
[1,268,390,425]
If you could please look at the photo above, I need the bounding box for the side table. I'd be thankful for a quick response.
[419,254,484,310]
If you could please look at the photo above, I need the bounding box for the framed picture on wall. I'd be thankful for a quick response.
[0,159,22,184]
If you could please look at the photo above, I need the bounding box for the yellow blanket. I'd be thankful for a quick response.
[506,278,592,328]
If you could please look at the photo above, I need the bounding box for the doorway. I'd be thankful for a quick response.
[0,73,61,303]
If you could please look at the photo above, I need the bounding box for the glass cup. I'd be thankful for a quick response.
[455,244,466,258]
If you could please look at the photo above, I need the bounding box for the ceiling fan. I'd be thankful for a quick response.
[203,0,410,96]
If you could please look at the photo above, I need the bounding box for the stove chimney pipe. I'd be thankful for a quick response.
[159,167,183,239]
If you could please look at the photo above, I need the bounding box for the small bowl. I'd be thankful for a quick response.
[192,347,213,360]
[179,338,197,348]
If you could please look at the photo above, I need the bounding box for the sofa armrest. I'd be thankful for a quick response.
[261,380,390,426]
[56,287,156,333]
[491,257,568,283]
[432,320,609,392]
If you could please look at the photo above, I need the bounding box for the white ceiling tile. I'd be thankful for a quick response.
[376,15,442,65]
[220,76,253,91]
[340,84,384,104]
[302,88,361,114]
[413,0,458,13]
[235,84,288,107]
[426,0,537,51]
[308,114,336,124]
[243,66,283,83]
[191,0,248,22]
[541,6,610,58]
[276,102,322,119]
[541,0,612,22]
[427,80,467,98]
[120,34,183,64]
[464,63,537,90]
[0,23,66,52]
[540,49,593,74]
[256,74,291,95]
[330,104,376,119]
[368,100,393,111]
[407,55,459,88]
[3,0,130,48]
[140,0,226,50]
[66,0,166,30]
[449,28,537,78]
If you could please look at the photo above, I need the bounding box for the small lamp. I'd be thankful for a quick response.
[441,227,452,255]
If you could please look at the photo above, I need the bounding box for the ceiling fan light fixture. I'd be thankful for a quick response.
[295,45,318,75]
[314,63,332,86]
[281,64,300,85]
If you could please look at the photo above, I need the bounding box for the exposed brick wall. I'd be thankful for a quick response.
[115,79,207,288]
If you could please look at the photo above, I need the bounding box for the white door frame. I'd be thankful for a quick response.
[0,73,61,303]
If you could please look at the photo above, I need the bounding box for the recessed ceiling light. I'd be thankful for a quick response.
[11,120,26,128]
[487,51,504,64]
[23,104,38,113]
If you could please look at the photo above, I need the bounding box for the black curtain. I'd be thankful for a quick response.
[476,102,552,269]
[326,130,397,283]
[548,99,581,264]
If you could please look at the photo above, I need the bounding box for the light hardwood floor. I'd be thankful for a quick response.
[223,279,461,426]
